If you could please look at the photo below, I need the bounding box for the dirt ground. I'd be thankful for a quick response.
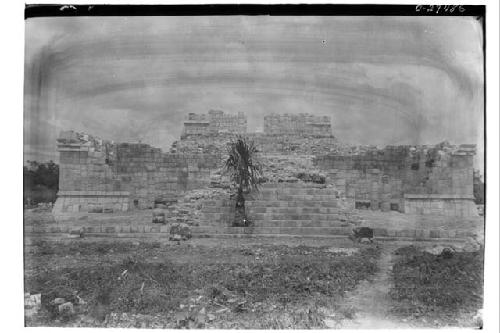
[23,234,483,329]
[24,236,380,328]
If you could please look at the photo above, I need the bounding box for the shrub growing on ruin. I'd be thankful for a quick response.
[224,136,263,226]
[23,160,59,206]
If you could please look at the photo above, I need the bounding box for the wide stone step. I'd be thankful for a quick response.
[192,226,352,236]
[253,193,339,201]
[247,207,344,214]
[201,200,234,208]
[247,213,347,221]
[250,220,349,228]
[196,220,349,228]
[259,183,329,189]
[246,200,341,208]
[254,189,340,196]
[25,225,473,241]
[195,233,350,240]
[191,226,472,240]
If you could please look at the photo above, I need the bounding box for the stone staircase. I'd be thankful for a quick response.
[193,183,359,238]
[193,183,481,241]
[26,183,479,242]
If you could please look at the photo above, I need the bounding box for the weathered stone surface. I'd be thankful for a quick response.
[182,110,247,137]
[69,228,84,238]
[359,237,372,244]
[58,302,74,314]
[169,223,192,241]
[422,245,454,256]
[264,113,332,136]
[53,113,479,222]
[152,209,166,224]
[24,293,42,318]
[52,297,66,305]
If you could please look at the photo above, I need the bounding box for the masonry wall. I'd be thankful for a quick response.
[404,194,477,217]
[174,133,344,155]
[264,113,332,136]
[182,110,247,137]
[313,144,477,216]
[54,124,477,218]
[54,133,222,213]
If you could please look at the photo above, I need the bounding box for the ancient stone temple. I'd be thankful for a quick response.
[53,111,479,219]
[264,113,332,136]
[313,143,478,217]
[182,109,247,137]
[53,131,222,213]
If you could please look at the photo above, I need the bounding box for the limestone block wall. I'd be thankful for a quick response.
[264,113,332,137]
[182,110,247,137]
[313,144,477,216]
[174,133,345,155]
[404,194,478,217]
[183,121,210,136]
[207,109,247,134]
[52,191,130,213]
[54,132,223,213]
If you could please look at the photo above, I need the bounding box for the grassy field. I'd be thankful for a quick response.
[389,246,483,328]
[24,239,380,328]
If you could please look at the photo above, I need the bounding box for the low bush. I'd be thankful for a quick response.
[390,247,483,326]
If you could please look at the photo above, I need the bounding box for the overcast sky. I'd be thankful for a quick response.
[24,16,484,170]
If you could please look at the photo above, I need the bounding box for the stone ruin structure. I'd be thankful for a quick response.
[264,113,332,136]
[182,109,247,137]
[54,130,222,213]
[313,143,477,217]
[53,110,479,220]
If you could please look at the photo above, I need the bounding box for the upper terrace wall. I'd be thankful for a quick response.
[264,113,332,137]
[54,131,222,213]
[53,111,478,218]
[313,143,477,216]
[182,110,247,137]
[173,133,345,155]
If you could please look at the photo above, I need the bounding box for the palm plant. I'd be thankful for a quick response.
[224,136,263,226]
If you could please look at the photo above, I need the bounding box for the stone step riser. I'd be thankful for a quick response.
[246,201,341,208]
[193,226,352,236]
[247,221,349,228]
[247,207,345,214]
[203,199,342,207]
[247,213,348,221]
[198,220,348,226]
[24,226,473,240]
[191,226,471,239]
[255,188,339,194]
[252,194,341,201]
[259,184,330,189]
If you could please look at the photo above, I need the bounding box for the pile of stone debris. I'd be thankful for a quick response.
[24,292,86,319]
[153,188,230,227]
[259,154,327,184]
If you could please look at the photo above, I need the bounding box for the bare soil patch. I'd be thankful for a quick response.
[24,239,379,328]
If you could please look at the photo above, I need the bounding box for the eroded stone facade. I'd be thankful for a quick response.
[264,113,332,137]
[313,143,477,217]
[54,112,478,217]
[54,131,222,213]
[182,110,247,137]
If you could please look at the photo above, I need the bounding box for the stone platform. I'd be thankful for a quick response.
[25,183,483,243]
[197,183,483,240]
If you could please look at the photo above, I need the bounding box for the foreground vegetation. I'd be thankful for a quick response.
[23,160,59,206]
[25,240,379,328]
[390,246,483,328]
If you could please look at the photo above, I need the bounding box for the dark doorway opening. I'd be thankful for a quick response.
[355,201,371,209]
